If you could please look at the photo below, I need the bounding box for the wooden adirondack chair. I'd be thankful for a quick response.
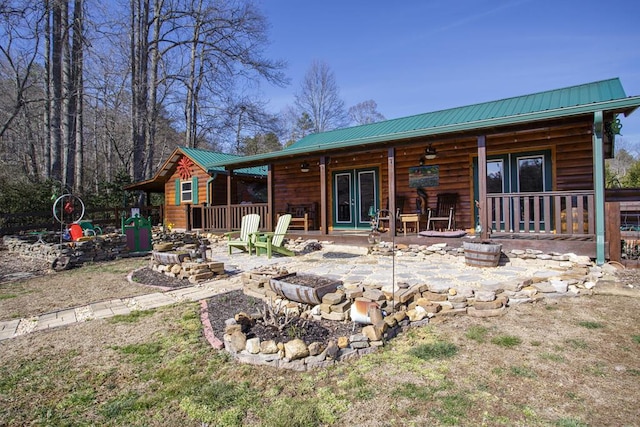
[252,214,294,258]
[426,193,458,231]
[225,213,260,254]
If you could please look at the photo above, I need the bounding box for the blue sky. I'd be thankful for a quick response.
[258,0,640,147]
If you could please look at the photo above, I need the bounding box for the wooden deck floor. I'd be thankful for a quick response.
[286,229,598,258]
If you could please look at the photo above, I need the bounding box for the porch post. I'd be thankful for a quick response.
[477,135,488,240]
[226,170,232,231]
[320,156,328,234]
[267,164,273,232]
[593,111,605,264]
[388,148,396,235]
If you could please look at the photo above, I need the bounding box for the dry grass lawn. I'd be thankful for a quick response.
[0,254,639,426]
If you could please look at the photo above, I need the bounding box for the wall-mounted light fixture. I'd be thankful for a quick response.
[419,143,437,165]
[300,162,310,173]
[424,143,437,160]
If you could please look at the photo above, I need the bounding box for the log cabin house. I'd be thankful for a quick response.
[129,78,640,264]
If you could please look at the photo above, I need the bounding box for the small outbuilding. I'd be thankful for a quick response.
[125,146,267,231]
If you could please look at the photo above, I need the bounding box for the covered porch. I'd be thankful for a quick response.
[167,79,640,264]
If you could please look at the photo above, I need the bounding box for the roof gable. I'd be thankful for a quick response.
[177,147,267,176]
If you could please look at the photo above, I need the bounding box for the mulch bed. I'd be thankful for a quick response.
[206,290,361,347]
[128,264,361,347]
[130,267,192,289]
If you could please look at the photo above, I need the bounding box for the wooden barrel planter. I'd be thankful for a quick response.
[152,251,189,265]
[269,273,342,305]
[463,241,503,268]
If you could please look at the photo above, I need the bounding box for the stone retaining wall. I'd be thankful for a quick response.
[3,234,131,266]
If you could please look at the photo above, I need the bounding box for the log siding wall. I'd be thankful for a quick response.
[270,117,598,232]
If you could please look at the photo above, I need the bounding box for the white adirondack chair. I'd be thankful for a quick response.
[225,213,260,254]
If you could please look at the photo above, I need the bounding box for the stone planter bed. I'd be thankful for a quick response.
[211,250,601,371]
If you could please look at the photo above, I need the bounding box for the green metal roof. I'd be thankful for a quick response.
[180,146,267,176]
[211,78,640,168]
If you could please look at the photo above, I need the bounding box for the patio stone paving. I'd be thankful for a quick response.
[0,241,615,341]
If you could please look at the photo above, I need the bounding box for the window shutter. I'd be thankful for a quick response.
[175,179,181,205]
[192,176,199,204]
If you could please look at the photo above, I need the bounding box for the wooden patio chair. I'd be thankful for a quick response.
[225,213,260,254]
[426,193,457,231]
[377,196,405,232]
[252,214,294,258]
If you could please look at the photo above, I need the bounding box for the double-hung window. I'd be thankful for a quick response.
[181,180,193,203]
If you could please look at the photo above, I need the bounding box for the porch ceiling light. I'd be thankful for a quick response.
[300,162,310,173]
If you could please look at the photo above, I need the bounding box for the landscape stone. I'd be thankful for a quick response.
[473,298,506,310]
[362,325,383,341]
[331,300,351,313]
[337,336,349,348]
[362,288,385,301]
[284,339,309,360]
[321,311,349,321]
[550,279,569,293]
[260,340,279,354]
[245,337,260,354]
[467,306,507,317]
[322,292,344,305]
[532,281,557,293]
[474,290,496,302]
[223,331,246,353]
[407,306,427,321]
[349,333,368,343]
[351,340,370,349]
[421,291,448,301]
[337,348,359,361]
[308,341,324,356]
[427,280,451,294]
[383,316,397,327]
[325,341,339,359]
[224,323,242,335]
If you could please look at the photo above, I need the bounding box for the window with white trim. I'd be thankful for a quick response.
[181,180,192,203]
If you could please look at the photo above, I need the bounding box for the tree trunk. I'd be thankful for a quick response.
[131,0,149,183]
[50,0,64,183]
[145,0,163,179]
[44,0,52,179]
[62,0,75,189]
[185,0,203,148]
[72,0,84,193]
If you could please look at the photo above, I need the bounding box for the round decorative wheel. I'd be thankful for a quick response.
[52,194,85,225]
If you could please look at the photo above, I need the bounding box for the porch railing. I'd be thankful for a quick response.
[485,191,594,237]
[202,203,269,231]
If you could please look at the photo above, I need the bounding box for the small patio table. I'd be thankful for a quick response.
[400,213,428,236]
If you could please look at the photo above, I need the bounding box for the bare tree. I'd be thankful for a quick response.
[294,60,347,133]
[348,99,385,125]
[0,0,289,202]
[130,0,149,183]
[180,0,287,149]
[49,0,64,182]
[0,2,44,139]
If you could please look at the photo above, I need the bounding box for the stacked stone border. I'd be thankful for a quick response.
[201,248,607,371]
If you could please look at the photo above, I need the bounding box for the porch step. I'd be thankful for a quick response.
[322,244,369,256]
